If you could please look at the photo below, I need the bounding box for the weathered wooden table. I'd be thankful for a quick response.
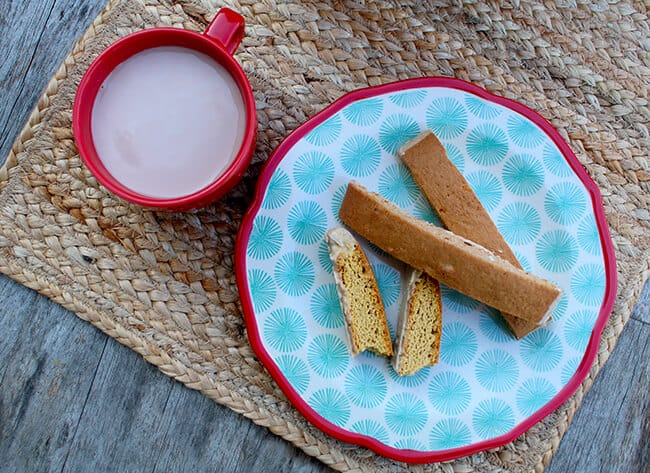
[1,2,648,472]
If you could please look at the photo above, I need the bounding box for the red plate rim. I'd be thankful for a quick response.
[234,76,618,463]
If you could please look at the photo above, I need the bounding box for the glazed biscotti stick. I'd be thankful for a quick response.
[399,131,544,338]
[393,269,443,376]
[339,182,561,324]
[326,227,393,357]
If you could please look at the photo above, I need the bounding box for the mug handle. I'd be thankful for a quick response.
[204,8,245,55]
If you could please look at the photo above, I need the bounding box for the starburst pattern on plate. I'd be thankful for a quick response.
[543,142,572,177]
[330,183,348,224]
[287,200,327,245]
[561,357,581,385]
[394,438,427,451]
[274,251,315,296]
[577,215,601,255]
[262,169,291,210]
[388,363,431,388]
[351,419,390,444]
[426,97,468,139]
[440,322,478,367]
[497,202,542,245]
[514,251,533,272]
[342,97,383,126]
[441,284,481,314]
[276,355,310,395]
[544,182,587,225]
[378,163,420,207]
[571,263,606,306]
[317,239,333,273]
[466,123,509,165]
[428,372,471,415]
[551,293,569,321]
[502,154,545,196]
[536,230,579,273]
[263,308,307,352]
[516,378,556,416]
[307,334,350,378]
[389,89,428,107]
[466,95,502,119]
[372,263,401,307]
[472,398,515,439]
[475,349,519,392]
[565,309,596,351]
[344,364,388,408]
[413,194,442,226]
[340,134,381,177]
[248,268,276,312]
[520,329,564,372]
[445,143,465,173]
[507,115,545,148]
[248,215,283,259]
[308,388,351,427]
[429,418,472,450]
[305,115,342,146]
[293,151,335,195]
[378,113,421,154]
[384,393,428,436]
[310,284,344,329]
[479,306,516,343]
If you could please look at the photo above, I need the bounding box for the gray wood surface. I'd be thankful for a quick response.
[0,2,648,472]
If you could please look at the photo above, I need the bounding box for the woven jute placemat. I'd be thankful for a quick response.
[2,0,649,471]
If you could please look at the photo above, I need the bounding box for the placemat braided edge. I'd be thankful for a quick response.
[1,1,648,472]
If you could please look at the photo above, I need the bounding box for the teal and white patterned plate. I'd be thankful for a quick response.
[235,77,616,463]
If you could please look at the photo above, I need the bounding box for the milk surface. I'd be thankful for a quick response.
[91,46,246,198]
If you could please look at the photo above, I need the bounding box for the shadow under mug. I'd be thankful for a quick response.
[72,8,257,210]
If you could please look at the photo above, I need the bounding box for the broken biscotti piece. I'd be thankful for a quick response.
[326,227,393,357]
[399,130,546,338]
[339,182,562,325]
[393,269,443,376]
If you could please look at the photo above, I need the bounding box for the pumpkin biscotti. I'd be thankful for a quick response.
[338,182,562,325]
[326,227,393,357]
[393,269,443,376]
[399,130,545,337]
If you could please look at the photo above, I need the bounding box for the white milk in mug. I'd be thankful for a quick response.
[91,46,246,199]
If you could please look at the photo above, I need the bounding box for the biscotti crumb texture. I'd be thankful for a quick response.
[393,269,443,376]
[326,228,393,357]
[399,130,544,338]
[339,181,562,325]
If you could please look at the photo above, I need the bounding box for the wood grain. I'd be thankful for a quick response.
[547,290,650,473]
[0,0,97,159]
[0,1,648,473]
[0,277,108,473]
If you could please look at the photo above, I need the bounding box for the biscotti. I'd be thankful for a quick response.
[338,181,562,324]
[393,269,443,376]
[399,130,542,338]
[326,227,393,357]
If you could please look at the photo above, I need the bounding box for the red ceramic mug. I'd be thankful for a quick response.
[73,8,257,210]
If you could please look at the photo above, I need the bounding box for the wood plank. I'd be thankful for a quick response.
[0,0,106,162]
[59,338,176,472]
[546,289,650,473]
[0,275,108,473]
[0,0,56,156]
[57,337,328,473]
[631,278,650,324]
[149,384,328,473]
